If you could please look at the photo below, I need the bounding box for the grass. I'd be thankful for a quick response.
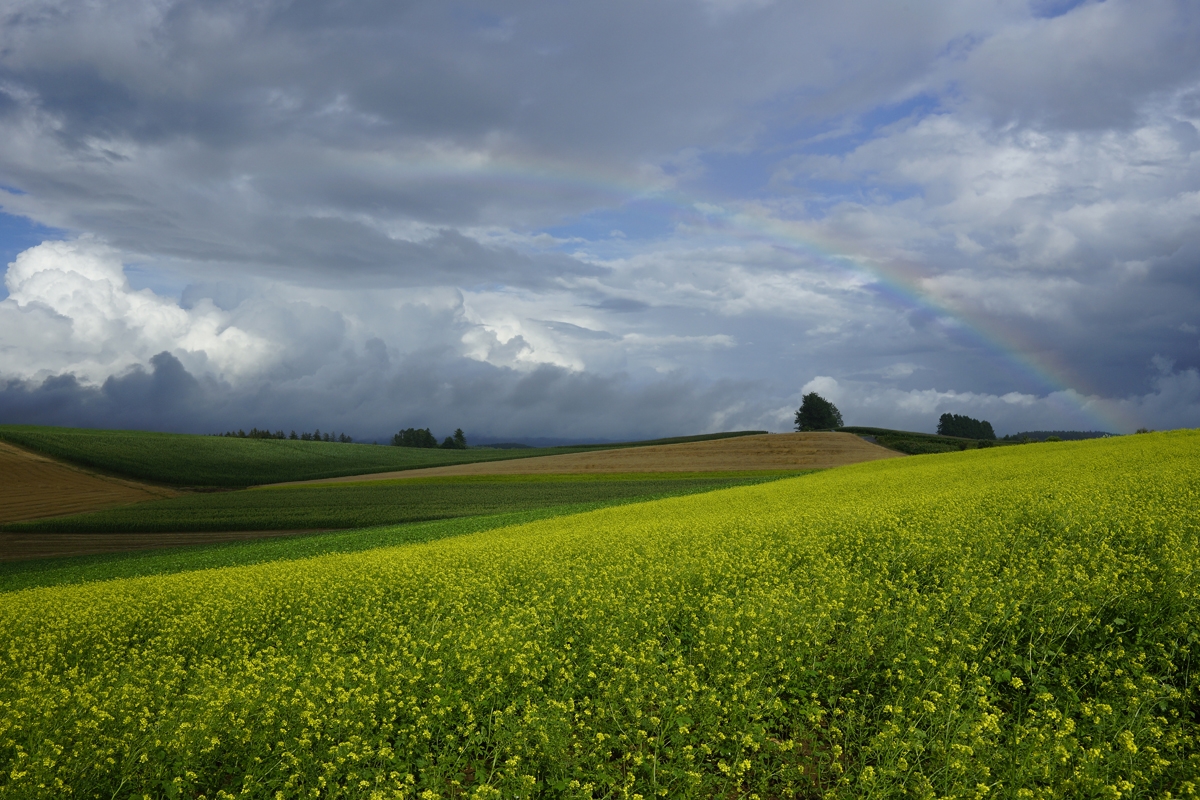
[0,471,796,534]
[1,432,1197,796]
[0,425,767,488]
[839,425,1012,455]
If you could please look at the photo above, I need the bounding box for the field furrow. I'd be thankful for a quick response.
[0,441,175,524]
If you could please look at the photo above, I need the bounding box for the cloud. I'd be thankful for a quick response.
[0,240,275,383]
[787,99,1200,397]
[0,240,795,438]
[800,368,1200,435]
[0,1,1198,437]
[955,0,1200,130]
[0,349,783,442]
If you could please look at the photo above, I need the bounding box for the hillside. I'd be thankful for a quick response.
[839,425,1010,454]
[1004,430,1114,441]
[0,441,176,524]
[2,432,1195,796]
[0,472,793,542]
[286,431,900,483]
[0,425,767,488]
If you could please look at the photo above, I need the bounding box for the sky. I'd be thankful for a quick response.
[1,0,1198,442]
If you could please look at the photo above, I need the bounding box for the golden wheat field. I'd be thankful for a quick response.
[0,431,1197,798]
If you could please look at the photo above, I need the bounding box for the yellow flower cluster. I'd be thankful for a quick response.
[1,431,1198,798]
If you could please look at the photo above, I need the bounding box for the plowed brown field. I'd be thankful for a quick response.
[0,441,177,525]
[286,432,902,485]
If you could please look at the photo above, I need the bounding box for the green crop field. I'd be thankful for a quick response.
[1,472,794,534]
[0,425,766,488]
[838,426,1011,455]
[0,500,715,595]
[1,431,1198,797]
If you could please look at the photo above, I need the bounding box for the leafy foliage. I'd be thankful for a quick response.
[441,428,468,449]
[2,432,1197,796]
[936,413,996,440]
[795,392,844,431]
[392,427,439,448]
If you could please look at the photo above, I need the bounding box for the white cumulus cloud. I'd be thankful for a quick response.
[0,240,277,384]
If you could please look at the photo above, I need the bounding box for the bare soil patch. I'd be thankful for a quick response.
[286,432,902,485]
[0,441,177,525]
[0,529,328,563]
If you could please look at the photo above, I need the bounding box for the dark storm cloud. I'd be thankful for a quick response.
[0,350,764,442]
[0,353,213,432]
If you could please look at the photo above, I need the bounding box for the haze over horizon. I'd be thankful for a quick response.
[1,0,1198,441]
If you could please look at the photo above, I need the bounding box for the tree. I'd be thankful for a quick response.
[392,427,439,448]
[440,428,468,449]
[936,413,996,440]
[794,392,843,431]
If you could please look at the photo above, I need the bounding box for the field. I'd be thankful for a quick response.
[0,426,767,488]
[290,432,899,483]
[0,472,793,539]
[0,503,684,592]
[0,441,176,524]
[2,431,1196,797]
[838,426,1008,455]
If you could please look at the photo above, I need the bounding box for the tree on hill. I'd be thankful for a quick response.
[795,392,844,431]
[937,413,996,440]
[392,427,439,448]
[440,428,468,449]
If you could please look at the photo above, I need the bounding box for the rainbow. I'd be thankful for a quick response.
[706,205,1132,433]
[360,149,1133,432]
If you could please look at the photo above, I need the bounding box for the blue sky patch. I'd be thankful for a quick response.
[0,211,66,300]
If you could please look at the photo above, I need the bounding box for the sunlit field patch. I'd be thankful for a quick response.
[1,431,1197,797]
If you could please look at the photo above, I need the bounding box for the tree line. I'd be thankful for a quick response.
[218,428,353,443]
[936,413,996,440]
[794,393,1002,442]
[392,427,468,450]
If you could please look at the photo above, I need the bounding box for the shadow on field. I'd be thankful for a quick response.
[0,529,329,562]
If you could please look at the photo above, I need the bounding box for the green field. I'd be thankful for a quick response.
[1,432,1197,797]
[1,472,795,533]
[839,425,1011,454]
[0,425,766,488]
[0,501,704,595]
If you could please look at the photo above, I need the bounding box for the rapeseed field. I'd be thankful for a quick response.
[1,431,1197,798]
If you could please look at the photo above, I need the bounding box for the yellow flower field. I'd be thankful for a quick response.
[1,431,1198,798]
